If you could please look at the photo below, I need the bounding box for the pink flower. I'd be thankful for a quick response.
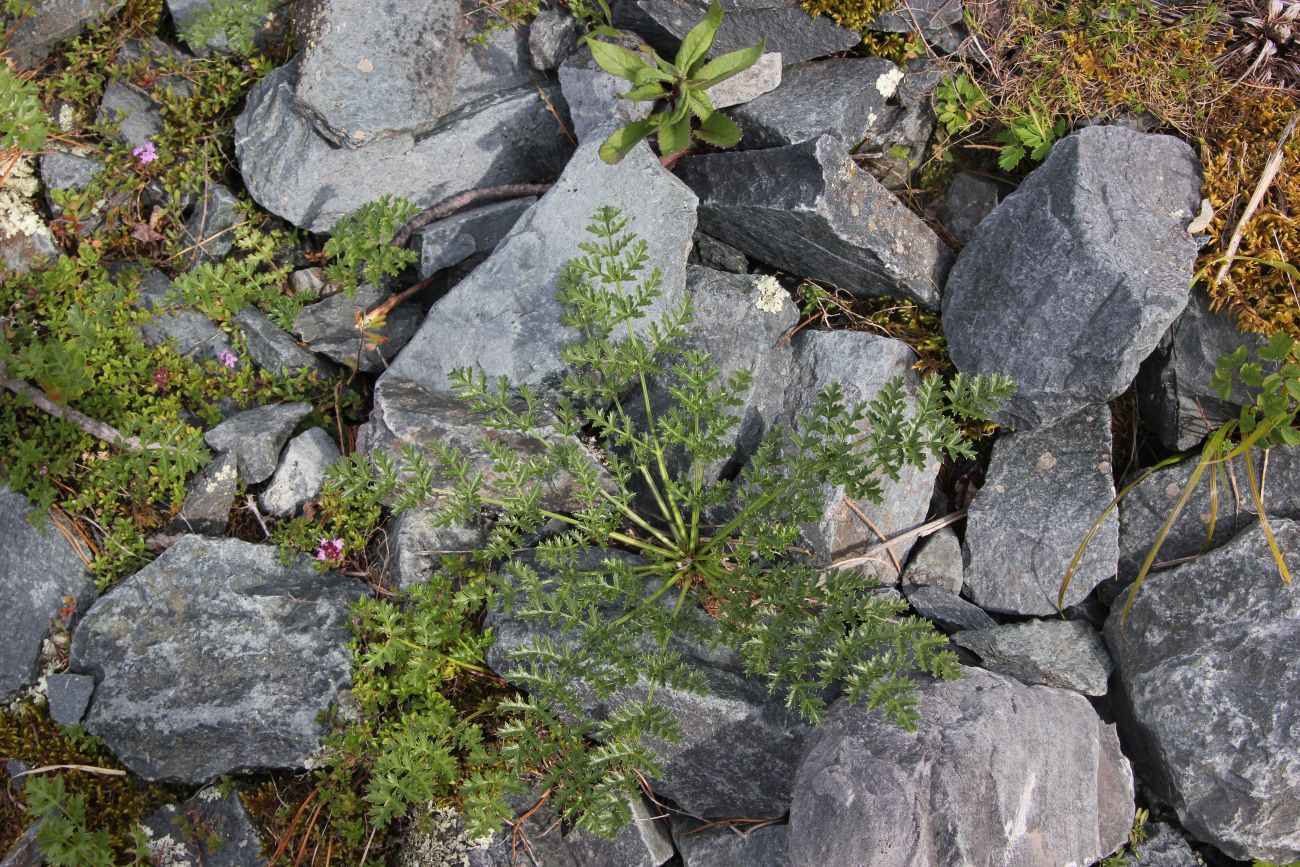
[218,350,238,369]
[315,537,345,565]
[132,141,158,164]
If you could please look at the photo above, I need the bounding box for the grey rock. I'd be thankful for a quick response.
[381,131,696,395]
[382,508,484,590]
[289,267,326,295]
[292,284,421,373]
[0,486,96,701]
[1104,520,1300,862]
[941,171,1000,245]
[141,788,267,866]
[69,536,366,783]
[1137,290,1269,450]
[169,451,239,536]
[559,36,655,142]
[415,197,536,278]
[169,0,282,53]
[613,0,859,64]
[233,307,335,379]
[235,60,572,232]
[183,184,241,268]
[259,428,340,517]
[446,23,549,110]
[529,7,581,71]
[673,819,789,866]
[204,402,311,484]
[900,527,962,595]
[564,796,674,866]
[97,80,163,149]
[690,232,748,272]
[783,330,935,574]
[728,57,900,149]
[942,126,1202,430]
[1117,445,1300,583]
[0,222,59,274]
[40,151,104,217]
[135,269,235,363]
[963,407,1118,616]
[951,619,1113,695]
[45,672,95,726]
[679,135,952,309]
[294,0,466,149]
[1131,822,1203,867]
[705,51,782,109]
[788,667,1134,867]
[869,0,963,31]
[857,87,936,191]
[0,820,43,867]
[2,0,124,69]
[903,584,996,632]
[467,790,576,866]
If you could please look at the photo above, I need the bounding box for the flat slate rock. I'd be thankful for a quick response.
[382,507,485,590]
[3,0,124,69]
[963,406,1118,616]
[292,284,421,373]
[259,427,340,517]
[900,526,963,595]
[136,269,235,364]
[69,536,367,783]
[45,672,96,726]
[1105,520,1300,862]
[141,787,267,866]
[942,125,1202,430]
[204,402,311,484]
[182,183,242,268]
[679,135,951,308]
[235,59,572,232]
[673,819,790,866]
[381,130,696,395]
[952,619,1113,696]
[941,171,1000,245]
[0,486,96,701]
[415,196,536,278]
[1131,822,1203,867]
[788,667,1134,867]
[528,7,581,71]
[903,583,995,633]
[234,307,335,378]
[705,51,782,109]
[97,80,164,149]
[168,451,238,536]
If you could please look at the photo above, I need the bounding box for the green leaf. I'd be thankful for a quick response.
[693,110,741,147]
[695,38,766,87]
[598,117,658,164]
[675,0,723,74]
[997,142,1026,172]
[658,113,691,156]
[585,37,651,82]
[686,87,715,121]
[623,82,670,102]
[1259,331,1297,363]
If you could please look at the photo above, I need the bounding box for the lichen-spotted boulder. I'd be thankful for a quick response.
[69,536,367,783]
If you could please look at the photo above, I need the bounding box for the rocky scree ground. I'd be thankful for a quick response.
[1,0,1299,865]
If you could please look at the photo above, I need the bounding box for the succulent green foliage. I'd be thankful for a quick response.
[0,65,48,155]
[585,1,765,163]
[1064,332,1300,621]
[323,196,421,297]
[23,776,152,867]
[179,0,274,57]
[385,205,1013,836]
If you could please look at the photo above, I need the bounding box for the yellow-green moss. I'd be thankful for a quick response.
[800,0,894,33]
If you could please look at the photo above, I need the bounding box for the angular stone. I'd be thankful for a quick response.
[706,51,782,109]
[690,232,748,273]
[135,269,235,363]
[673,819,789,866]
[40,151,105,216]
[782,330,936,575]
[69,536,366,783]
[728,57,900,149]
[679,135,951,308]
[234,307,335,378]
[1105,520,1300,862]
[292,284,421,373]
[45,672,95,726]
[870,0,963,31]
[1131,822,1202,867]
[0,820,42,867]
[290,267,326,295]
[942,126,1202,430]
[169,451,239,536]
[900,527,962,595]
[613,0,859,65]
[564,796,674,866]
[941,171,1000,245]
[1137,290,1269,450]
[415,197,536,278]
[259,428,340,517]
[559,36,655,142]
[381,132,696,395]
[529,7,581,71]
[0,222,59,274]
[964,407,1118,616]
[295,0,466,149]
[382,508,485,590]
[141,787,267,866]
[204,402,311,484]
[182,184,242,268]
[903,583,995,633]
[97,80,163,149]
[0,486,95,701]
[235,60,572,232]
[788,667,1134,867]
[446,23,548,110]
[952,619,1113,696]
[3,0,124,69]
[1117,445,1300,583]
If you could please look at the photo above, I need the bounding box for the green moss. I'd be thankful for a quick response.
[800,0,895,34]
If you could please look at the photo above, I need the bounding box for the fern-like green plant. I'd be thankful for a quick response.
[997,97,1066,171]
[23,775,152,867]
[179,0,273,57]
[322,196,420,296]
[381,205,1013,836]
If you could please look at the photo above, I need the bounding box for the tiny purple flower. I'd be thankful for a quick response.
[132,141,158,164]
[316,537,345,565]
[218,350,238,369]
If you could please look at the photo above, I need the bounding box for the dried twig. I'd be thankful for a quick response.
[828,509,967,572]
[391,183,551,250]
[842,496,903,577]
[1,363,147,450]
[1214,112,1299,285]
